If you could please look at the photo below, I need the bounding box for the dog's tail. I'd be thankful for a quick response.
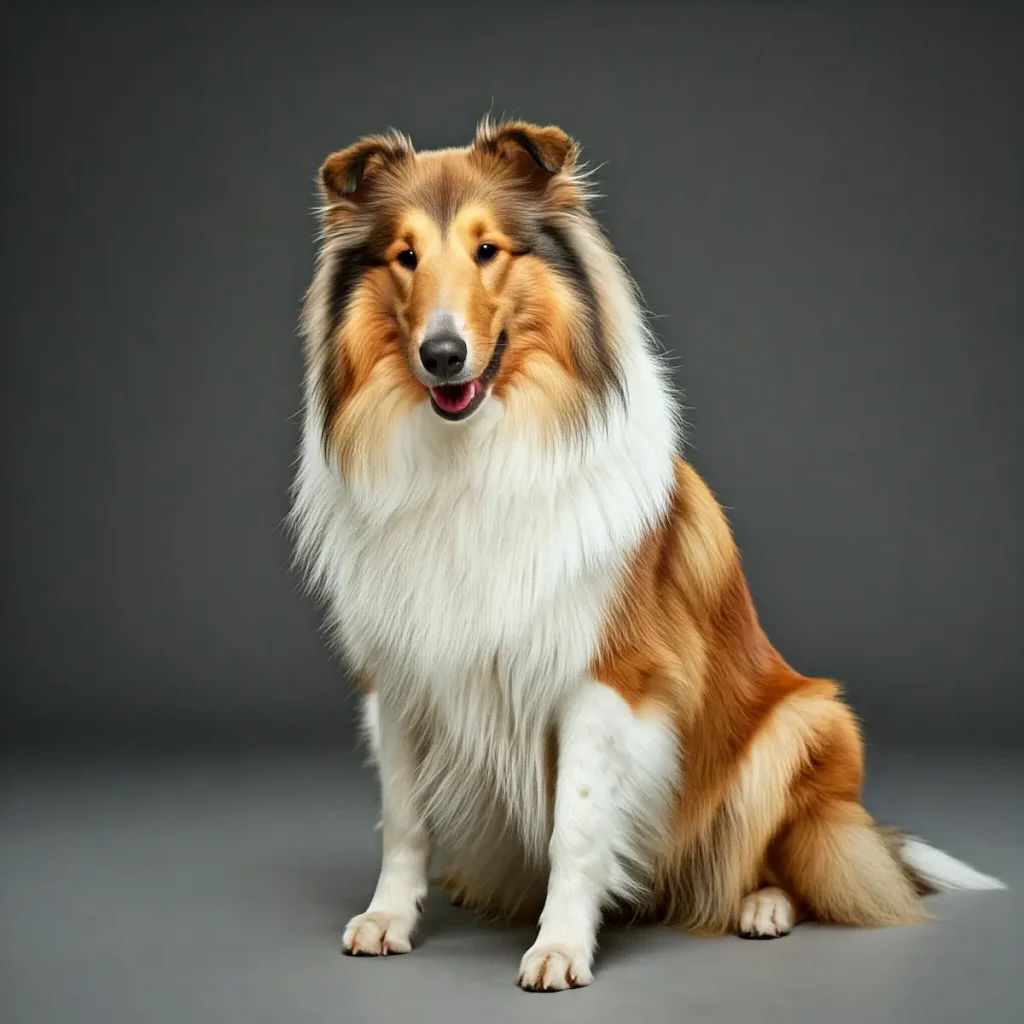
[896,833,1006,893]
[778,809,1005,928]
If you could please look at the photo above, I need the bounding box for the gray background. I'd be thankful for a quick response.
[1,3,1021,1023]
[2,1,1021,755]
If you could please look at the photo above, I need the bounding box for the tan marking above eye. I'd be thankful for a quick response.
[384,238,420,263]
[451,206,515,256]
[387,211,441,263]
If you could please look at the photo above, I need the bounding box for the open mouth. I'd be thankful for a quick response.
[430,380,485,420]
[426,330,508,422]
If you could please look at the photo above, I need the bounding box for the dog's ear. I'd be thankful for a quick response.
[473,118,578,193]
[319,130,414,203]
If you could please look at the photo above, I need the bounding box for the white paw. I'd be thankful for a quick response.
[342,910,416,956]
[738,887,795,939]
[517,943,594,992]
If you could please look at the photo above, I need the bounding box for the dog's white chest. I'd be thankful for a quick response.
[294,394,677,860]
[329,410,638,686]
[338,501,618,689]
[326,427,637,857]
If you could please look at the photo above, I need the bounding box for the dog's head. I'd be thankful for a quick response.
[305,119,625,473]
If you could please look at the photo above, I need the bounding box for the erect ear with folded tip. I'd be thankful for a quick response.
[319,130,414,204]
[473,119,579,195]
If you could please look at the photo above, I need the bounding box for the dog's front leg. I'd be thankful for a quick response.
[518,681,635,992]
[344,692,429,956]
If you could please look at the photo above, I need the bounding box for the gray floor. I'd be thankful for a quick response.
[2,750,1020,1024]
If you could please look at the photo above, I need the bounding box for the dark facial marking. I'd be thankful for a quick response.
[318,244,386,451]
[533,222,623,404]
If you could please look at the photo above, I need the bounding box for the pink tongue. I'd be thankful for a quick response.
[431,380,480,414]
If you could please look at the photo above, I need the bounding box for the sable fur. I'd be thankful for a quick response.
[290,119,1004,988]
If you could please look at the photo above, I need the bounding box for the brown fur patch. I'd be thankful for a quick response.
[592,455,928,933]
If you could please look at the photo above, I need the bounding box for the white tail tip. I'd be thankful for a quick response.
[901,837,1006,892]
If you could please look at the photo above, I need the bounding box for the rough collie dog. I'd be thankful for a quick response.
[291,119,1004,992]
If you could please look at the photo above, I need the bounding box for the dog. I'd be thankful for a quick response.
[290,118,1004,992]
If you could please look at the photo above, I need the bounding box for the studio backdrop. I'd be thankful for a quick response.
[2,1,1021,756]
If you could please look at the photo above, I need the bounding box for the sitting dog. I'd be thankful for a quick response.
[290,118,1003,992]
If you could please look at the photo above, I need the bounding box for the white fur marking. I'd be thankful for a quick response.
[738,887,795,938]
[901,837,1006,892]
[343,693,430,956]
[518,682,678,991]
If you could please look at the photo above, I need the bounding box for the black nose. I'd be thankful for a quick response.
[419,334,467,380]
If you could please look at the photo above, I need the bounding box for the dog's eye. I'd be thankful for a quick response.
[475,243,499,264]
[396,249,418,271]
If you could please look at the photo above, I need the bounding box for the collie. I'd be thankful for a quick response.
[290,119,1003,991]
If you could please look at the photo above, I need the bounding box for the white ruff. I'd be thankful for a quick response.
[292,306,679,893]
